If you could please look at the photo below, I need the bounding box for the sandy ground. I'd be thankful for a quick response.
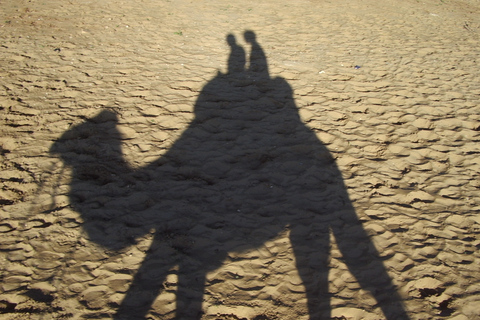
[1,0,480,319]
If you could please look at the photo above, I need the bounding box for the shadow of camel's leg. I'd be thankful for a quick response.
[114,236,176,320]
[175,261,206,320]
[332,208,410,320]
[290,222,331,320]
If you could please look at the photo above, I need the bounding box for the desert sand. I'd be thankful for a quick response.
[1,0,480,319]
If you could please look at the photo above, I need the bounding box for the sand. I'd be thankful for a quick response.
[1,0,480,319]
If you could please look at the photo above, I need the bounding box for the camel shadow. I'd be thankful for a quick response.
[50,31,409,319]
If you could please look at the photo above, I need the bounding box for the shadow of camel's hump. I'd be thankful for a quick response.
[142,73,346,260]
[51,73,345,256]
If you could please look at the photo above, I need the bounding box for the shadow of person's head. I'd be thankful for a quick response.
[226,33,236,46]
[244,30,256,44]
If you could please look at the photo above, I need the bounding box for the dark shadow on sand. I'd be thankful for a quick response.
[50,31,409,320]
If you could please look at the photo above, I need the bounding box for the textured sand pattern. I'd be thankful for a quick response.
[1,0,480,319]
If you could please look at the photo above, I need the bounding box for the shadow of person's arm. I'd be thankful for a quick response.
[331,206,410,320]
